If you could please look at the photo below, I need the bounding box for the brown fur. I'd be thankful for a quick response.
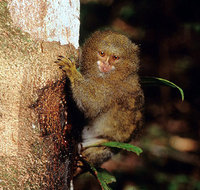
[56,30,144,166]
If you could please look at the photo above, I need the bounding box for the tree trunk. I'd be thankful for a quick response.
[0,0,80,189]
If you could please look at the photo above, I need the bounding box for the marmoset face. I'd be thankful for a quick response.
[97,50,120,73]
[81,30,139,79]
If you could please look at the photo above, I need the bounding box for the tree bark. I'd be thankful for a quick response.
[0,0,80,189]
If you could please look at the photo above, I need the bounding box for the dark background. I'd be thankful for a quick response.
[75,0,200,189]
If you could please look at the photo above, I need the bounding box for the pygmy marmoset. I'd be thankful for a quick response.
[56,30,144,166]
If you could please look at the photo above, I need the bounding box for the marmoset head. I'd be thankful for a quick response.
[81,30,139,79]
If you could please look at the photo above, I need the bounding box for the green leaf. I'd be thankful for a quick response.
[141,77,184,101]
[82,141,142,189]
[84,141,142,189]
[77,67,80,72]
[88,163,116,190]
[97,168,116,184]
[98,141,143,156]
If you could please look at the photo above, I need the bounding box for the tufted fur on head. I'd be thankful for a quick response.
[80,30,140,82]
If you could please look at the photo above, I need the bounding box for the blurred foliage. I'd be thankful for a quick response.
[76,0,200,189]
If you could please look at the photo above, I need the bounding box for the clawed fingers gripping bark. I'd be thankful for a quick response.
[55,56,77,78]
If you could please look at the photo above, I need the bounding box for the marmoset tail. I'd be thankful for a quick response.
[56,30,144,166]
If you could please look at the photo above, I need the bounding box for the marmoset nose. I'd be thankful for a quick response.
[103,57,110,65]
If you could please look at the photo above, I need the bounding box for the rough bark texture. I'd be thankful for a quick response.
[8,0,80,48]
[0,1,79,189]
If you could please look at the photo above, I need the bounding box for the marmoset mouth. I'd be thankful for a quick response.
[97,61,115,73]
